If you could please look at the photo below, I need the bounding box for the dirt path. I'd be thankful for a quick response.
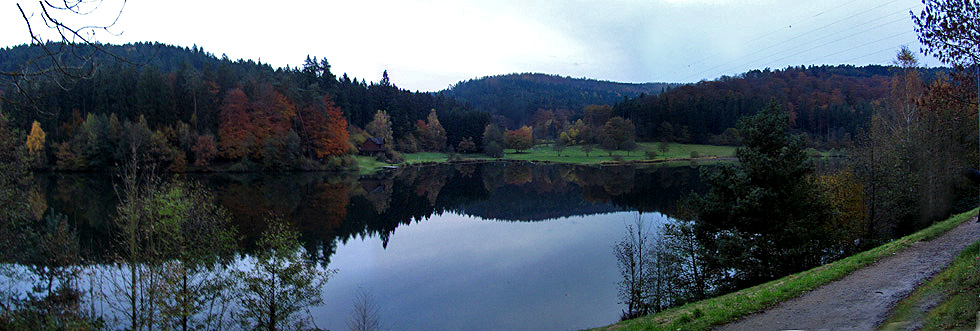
[718,218,980,331]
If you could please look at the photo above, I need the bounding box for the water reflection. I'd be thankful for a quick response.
[8,162,708,330]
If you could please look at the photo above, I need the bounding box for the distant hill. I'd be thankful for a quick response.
[439,73,677,127]
[613,65,952,148]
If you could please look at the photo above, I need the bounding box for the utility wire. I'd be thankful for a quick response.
[682,0,908,82]
[666,2,860,78]
[761,14,913,68]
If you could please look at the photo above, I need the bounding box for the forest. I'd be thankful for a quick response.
[441,72,675,127]
[2,42,959,174]
[0,42,489,172]
[613,64,950,148]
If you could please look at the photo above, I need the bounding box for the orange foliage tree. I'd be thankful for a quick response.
[302,94,350,159]
[218,88,254,160]
[504,126,533,152]
[251,86,297,154]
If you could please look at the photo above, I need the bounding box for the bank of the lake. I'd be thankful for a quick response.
[357,142,738,174]
[594,208,979,331]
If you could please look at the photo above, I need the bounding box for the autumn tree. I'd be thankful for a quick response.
[913,1,980,67]
[600,117,637,155]
[584,104,613,128]
[25,120,45,157]
[366,110,394,148]
[560,119,595,146]
[912,1,980,223]
[192,135,217,167]
[416,109,447,151]
[817,170,868,253]
[457,137,476,154]
[218,88,253,160]
[251,87,297,159]
[504,126,533,153]
[302,94,350,159]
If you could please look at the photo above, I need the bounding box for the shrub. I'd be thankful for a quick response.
[485,141,504,158]
[387,150,405,164]
[645,149,658,159]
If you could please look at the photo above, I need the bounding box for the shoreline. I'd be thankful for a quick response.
[592,208,979,330]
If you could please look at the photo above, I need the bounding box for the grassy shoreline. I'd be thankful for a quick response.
[592,208,979,331]
[356,142,737,174]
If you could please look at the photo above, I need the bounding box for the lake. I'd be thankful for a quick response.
[11,162,709,330]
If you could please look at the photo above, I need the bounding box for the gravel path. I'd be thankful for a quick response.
[717,218,980,331]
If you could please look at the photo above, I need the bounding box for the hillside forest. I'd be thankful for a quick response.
[0,42,969,177]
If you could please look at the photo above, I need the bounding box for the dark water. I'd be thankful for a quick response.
[23,162,707,330]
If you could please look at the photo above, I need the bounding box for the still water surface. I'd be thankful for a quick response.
[27,162,707,330]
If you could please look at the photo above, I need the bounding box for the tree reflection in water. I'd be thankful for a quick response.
[7,162,711,329]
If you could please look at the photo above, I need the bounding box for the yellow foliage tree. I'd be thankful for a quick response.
[26,120,46,156]
[818,170,869,247]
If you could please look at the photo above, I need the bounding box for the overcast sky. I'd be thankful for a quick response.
[1,0,940,92]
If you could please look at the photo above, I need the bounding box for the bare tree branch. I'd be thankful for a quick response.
[1,1,130,115]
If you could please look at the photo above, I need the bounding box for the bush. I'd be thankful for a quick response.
[485,141,504,158]
[326,156,343,170]
[645,149,658,159]
[228,158,258,172]
[397,134,419,153]
[387,150,405,164]
[689,151,700,158]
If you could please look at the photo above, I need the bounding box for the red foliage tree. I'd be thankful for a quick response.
[218,88,254,159]
[301,94,350,159]
[251,86,297,151]
[193,134,218,167]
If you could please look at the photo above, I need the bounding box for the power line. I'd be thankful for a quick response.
[835,32,918,64]
[682,0,911,82]
[761,13,913,68]
[665,1,866,78]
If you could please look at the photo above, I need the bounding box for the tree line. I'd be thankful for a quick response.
[1,42,491,171]
[440,72,674,128]
[612,64,951,149]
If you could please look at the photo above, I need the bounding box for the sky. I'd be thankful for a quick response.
[1,0,941,92]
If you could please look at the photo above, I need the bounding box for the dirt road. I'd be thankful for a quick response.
[718,218,980,331]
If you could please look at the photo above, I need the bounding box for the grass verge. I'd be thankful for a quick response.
[356,143,737,174]
[879,240,979,331]
[593,208,979,331]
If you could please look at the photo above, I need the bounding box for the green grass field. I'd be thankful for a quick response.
[592,208,978,331]
[499,142,736,163]
[356,142,738,174]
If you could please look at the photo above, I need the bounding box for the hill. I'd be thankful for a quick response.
[439,73,676,127]
[614,65,951,148]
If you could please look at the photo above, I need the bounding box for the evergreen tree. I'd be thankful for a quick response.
[689,101,834,289]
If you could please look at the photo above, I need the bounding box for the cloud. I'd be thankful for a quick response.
[0,0,941,91]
